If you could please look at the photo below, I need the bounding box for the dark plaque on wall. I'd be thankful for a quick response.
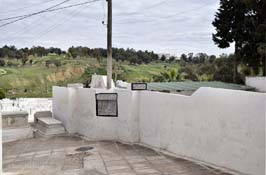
[96,93,118,117]
[131,83,147,91]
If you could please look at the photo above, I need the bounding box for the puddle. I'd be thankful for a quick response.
[75,146,94,152]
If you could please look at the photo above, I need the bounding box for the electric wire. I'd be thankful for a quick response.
[0,7,67,42]
[0,0,71,22]
[0,0,58,14]
[116,0,170,17]
[34,4,87,40]
[0,0,101,28]
[114,2,215,25]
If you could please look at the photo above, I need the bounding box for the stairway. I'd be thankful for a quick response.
[35,111,66,136]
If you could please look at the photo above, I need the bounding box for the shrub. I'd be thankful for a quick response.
[0,59,5,66]
[0,89,5,100]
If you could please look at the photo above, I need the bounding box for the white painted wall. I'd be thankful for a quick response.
[139,88,265,175]
[53,87,139,143]
[246,77,266,92]
[0,113,2,174]
[52,86,266,175]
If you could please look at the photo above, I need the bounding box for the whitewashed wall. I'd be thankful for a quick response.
[139,88,265,175]
[246,76,266,92]
[0,113,2,174]
[53,87,139,143]
[53,87,266,175]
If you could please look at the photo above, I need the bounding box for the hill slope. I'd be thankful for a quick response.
[0,55,179,98]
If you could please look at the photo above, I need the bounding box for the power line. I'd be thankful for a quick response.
[0,0,100,43]
[0,0,71,22]
[0,0,58,14]
[116,0,170,17]
[0,0,101,28]
[0,7,67,42]
[114,2,214,25]
[34,5,87,40]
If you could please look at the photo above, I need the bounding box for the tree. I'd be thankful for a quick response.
[160,55,166,62]
[180,65,198,81]
[209,55,216,63]
[213,54,235,83]
[180,54,188,62]
[93,49,101,62]
[169,56,176,62]
[241,0,266,75]
[0,59,5,66]
[68,46,78,59]
[213,65,234,83]
[213,0,248,82]
[22,54,28,65]
[15,50,24,61]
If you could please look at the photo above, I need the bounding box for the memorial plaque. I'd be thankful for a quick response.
[96,93,118,117]
[131,83,147,91]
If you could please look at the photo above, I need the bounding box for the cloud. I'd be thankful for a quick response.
[0,0,234,55]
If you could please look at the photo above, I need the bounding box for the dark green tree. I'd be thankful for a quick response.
[242,0,266,75]
[213,0,248,82]
[160,55,166,62]
[0,89,5,100]
[168,56,176,62]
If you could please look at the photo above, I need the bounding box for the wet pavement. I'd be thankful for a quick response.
[2,134,234,175]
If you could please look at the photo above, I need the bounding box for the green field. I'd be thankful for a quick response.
[0,55,179,98]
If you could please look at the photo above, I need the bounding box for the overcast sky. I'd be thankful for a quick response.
[0,0,234,56]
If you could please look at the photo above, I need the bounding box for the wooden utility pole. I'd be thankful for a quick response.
[107,0,112,89]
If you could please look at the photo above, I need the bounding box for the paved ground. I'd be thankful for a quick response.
[3,134,234,175]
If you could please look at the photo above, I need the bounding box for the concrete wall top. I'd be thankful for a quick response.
[1,111,28,117]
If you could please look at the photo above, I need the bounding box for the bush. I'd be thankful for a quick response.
[0,89,5,100]
[0,59,5,66]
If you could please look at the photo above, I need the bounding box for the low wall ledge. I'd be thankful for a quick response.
[1,111,29,117]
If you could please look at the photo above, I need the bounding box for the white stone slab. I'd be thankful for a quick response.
[38,117,62,125]
[2,126,34,143]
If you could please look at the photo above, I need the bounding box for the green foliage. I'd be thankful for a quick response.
[180,65,198,81]
[0,59,5,66]
[160,55,166,62]
[153,68,183,82]
[0,89,5,99]
[213,0,265,76]
[168,56,176,62]
[81,67,107,87]
[22,56,28,65]
[0,69,7,75]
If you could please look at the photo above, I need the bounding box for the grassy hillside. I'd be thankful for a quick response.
[0,55,179,98]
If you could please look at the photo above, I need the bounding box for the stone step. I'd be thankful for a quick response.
[36,117,66,136]
[37,117,63,128]
[34,111,52,123]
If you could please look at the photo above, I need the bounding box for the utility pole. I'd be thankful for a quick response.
[106,0,112,89]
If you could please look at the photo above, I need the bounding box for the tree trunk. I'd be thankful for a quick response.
[234,44,239,83]
[263,55,266,76]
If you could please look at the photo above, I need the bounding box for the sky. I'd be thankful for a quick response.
[0,0,234,56]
